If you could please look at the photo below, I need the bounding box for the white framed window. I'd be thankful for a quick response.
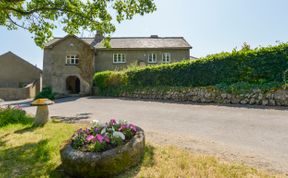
[148,53,157,63]
[162,53,171,63]
[66,55,79,65]
[113,53,126,63]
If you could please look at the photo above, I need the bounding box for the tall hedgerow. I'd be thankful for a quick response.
[94,43,288,90]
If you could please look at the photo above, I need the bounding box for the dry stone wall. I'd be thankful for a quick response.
[116,87,288,106]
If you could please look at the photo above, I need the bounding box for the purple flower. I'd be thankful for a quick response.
[93,127,99,133]
[86,135,95,142]
[85,128,91,134]
[96,134,104,143]
[129,124,137,132]
[77,128,83,134]
[110,119,117,125]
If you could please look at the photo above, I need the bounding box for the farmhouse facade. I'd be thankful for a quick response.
[43,34,192,96]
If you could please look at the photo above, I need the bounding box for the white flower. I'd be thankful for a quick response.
[113,131,125,140]
[119,120,128,124]
[91,119,100,126]
[91,119,99,124]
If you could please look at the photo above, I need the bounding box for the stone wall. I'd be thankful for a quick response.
[43,36,94,95]
[115,87,288,106]
[0,81,40,101]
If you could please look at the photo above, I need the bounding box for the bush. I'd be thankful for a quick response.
[0,106,33,127]
[214,81,282,94]
[93,71,127,90]
[93,43,288,91]
[35,87,55,100]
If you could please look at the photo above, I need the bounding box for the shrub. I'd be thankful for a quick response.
[93,43,288,91]
[93,71,127,89]
[71,119,137,152]
[0,105,33,127]
[35,87,55,100]
[214,81,282,94]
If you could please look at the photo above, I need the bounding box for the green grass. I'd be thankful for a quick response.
[0,122,81,177]
[0,122,283,178]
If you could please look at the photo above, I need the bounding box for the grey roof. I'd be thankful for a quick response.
[45,35,192,50]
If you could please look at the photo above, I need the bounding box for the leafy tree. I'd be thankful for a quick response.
[0,0,156,47]
[241,42,251,51]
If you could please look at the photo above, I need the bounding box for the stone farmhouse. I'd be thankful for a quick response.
[43,34,192,96]
[0,51,42,100]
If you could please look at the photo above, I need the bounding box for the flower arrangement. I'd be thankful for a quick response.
[71,119,138,152]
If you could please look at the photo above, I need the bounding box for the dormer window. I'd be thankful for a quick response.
[66,55,79,65]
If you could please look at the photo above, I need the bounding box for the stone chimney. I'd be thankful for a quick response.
[95,31,104,43]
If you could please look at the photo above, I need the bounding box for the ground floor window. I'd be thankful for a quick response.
[113,53,126,63]
[148,53,157,63]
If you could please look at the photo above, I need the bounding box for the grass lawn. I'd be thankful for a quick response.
[0,121,282,178]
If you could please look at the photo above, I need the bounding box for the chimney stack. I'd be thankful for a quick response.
[95,31,104,43]
[150,35,159,38]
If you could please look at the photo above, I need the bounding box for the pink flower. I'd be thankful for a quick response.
[129,124,137,132]
[118,124,127,131]
[110,119,117,125]
[104,136,110,143]
[96,134,104,143]
[14,105,22,110]
[86,135,95,142]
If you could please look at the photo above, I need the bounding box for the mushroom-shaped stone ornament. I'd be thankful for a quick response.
[31,98,54,126]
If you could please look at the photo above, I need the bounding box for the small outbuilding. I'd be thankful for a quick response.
[0,51,42,101]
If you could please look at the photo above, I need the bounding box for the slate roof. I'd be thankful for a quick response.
[45,35,192,50]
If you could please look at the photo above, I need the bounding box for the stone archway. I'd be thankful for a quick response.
[66,76,80,94]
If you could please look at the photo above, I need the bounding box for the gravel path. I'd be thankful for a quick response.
[5,96,288,174]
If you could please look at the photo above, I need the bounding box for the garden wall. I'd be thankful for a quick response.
[97,87,288,106]
[0,81,40,101]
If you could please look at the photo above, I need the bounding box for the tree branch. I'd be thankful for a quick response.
[7,14,29,30]
[4,6,67,15]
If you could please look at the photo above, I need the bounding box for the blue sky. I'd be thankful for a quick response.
[1,0,288,69]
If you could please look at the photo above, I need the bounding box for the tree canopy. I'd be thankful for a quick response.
[0,0,156,47]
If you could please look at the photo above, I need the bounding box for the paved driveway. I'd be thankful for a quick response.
[4,97,288,173]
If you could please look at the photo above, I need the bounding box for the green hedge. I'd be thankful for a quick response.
[93,71,127,90]
[94,43,288,89]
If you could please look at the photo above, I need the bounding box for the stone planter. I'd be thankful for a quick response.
[60,127,145,178]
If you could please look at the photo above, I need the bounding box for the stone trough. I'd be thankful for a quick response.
[60,127,145,178]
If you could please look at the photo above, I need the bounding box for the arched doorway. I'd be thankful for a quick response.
[66,76,80,94]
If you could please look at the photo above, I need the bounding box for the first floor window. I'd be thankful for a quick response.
[148,53,157,63]
[66,55,79,65]
[162,53,171,63]
[113,53,126,63]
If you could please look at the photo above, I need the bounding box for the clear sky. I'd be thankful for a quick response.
[1,0,288,69]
